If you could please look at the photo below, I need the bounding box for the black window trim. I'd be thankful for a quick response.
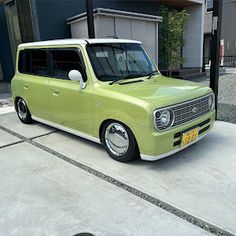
[48,47,87,81]
[18,47,87,81]
[18,48,50,78]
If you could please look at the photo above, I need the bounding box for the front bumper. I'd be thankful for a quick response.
[137,111,215,161]
[141,132,208,161]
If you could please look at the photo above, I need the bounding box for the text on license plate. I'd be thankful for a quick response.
[181,127,199,147]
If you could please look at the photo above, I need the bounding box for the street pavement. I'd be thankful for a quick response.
[0,110,236,236]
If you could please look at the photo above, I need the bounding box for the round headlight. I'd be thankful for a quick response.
[208,95,215,110]
[160,109,174,127]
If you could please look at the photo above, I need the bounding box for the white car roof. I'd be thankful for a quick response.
[19,38,142,48]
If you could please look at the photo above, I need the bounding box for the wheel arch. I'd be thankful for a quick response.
[99,118,139,151]
[99,119,115,143]
[14,96,22,110]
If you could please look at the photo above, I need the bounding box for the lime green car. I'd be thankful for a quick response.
[11,39,215,162]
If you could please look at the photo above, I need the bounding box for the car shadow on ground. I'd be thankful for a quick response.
[130,135,215,171]
[0,112,220,174]
[32,118,217,173]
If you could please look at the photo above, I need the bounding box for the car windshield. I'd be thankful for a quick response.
[86,43,158,82]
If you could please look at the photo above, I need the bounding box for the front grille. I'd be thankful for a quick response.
[154,94,213,131]
[172,95,211,127]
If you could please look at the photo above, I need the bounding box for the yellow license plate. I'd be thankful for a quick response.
[181,127,199,147]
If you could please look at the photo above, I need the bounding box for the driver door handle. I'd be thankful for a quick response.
[50,88,59,96]
[23,83,29,89]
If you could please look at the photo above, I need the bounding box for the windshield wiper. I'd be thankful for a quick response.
[146,70,159,80]
[109,75,143,85]
[109,71,158,85]
[109,76,129,85]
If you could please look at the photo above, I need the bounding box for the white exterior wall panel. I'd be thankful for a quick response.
[68,9,162,63]
[70,18,88,38]
[96,16,114,38]
[115,17,132,39]
[183,4,205,68]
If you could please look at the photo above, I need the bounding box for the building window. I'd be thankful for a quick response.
[5,0,35,64]
[207,0,213,11]
[5,0,22,63]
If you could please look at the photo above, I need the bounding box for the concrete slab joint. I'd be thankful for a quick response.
[0,111,236,235]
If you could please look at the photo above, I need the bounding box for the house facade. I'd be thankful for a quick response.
[0,0,205,88]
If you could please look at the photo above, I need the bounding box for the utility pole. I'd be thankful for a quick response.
[210,0,223,119]
[86,0,95,38]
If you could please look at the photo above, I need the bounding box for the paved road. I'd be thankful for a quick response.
[0,111,236,236]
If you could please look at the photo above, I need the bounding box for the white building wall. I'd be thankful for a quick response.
[70,18,88,38]
[183,3,205,68]
[189,0,204,4]
[68,10,161,63]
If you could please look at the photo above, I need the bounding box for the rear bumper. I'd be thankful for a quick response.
[137,111,215,161]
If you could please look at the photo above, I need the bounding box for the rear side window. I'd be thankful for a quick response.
[51,50,85,80]
[18,49,48,76]
[18,51,24,73]
[30,50,47,76]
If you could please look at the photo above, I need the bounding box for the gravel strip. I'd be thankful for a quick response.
[0,98,13,108]
[186,72,236,124]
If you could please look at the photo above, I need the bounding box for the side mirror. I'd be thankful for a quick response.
[68,70,86,89]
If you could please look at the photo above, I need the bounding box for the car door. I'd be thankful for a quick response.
[18,49,51,120]
[47,48,93,135]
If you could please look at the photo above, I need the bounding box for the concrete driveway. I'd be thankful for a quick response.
[0,111,235,236]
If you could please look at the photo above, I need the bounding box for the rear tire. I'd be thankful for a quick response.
[101,121,139,162]
[16,98,32,124]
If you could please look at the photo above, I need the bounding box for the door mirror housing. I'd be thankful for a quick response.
[68,70,86,89]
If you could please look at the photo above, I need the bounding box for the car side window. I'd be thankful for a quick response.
[50,49,85,80]
[18,49,48,76]
[18,50,25,73]
[31,50,48,76]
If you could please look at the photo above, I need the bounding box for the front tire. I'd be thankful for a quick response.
[16,98,32,124]
[102,121,139,162]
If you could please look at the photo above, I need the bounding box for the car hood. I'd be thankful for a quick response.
[100,74,212,108]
